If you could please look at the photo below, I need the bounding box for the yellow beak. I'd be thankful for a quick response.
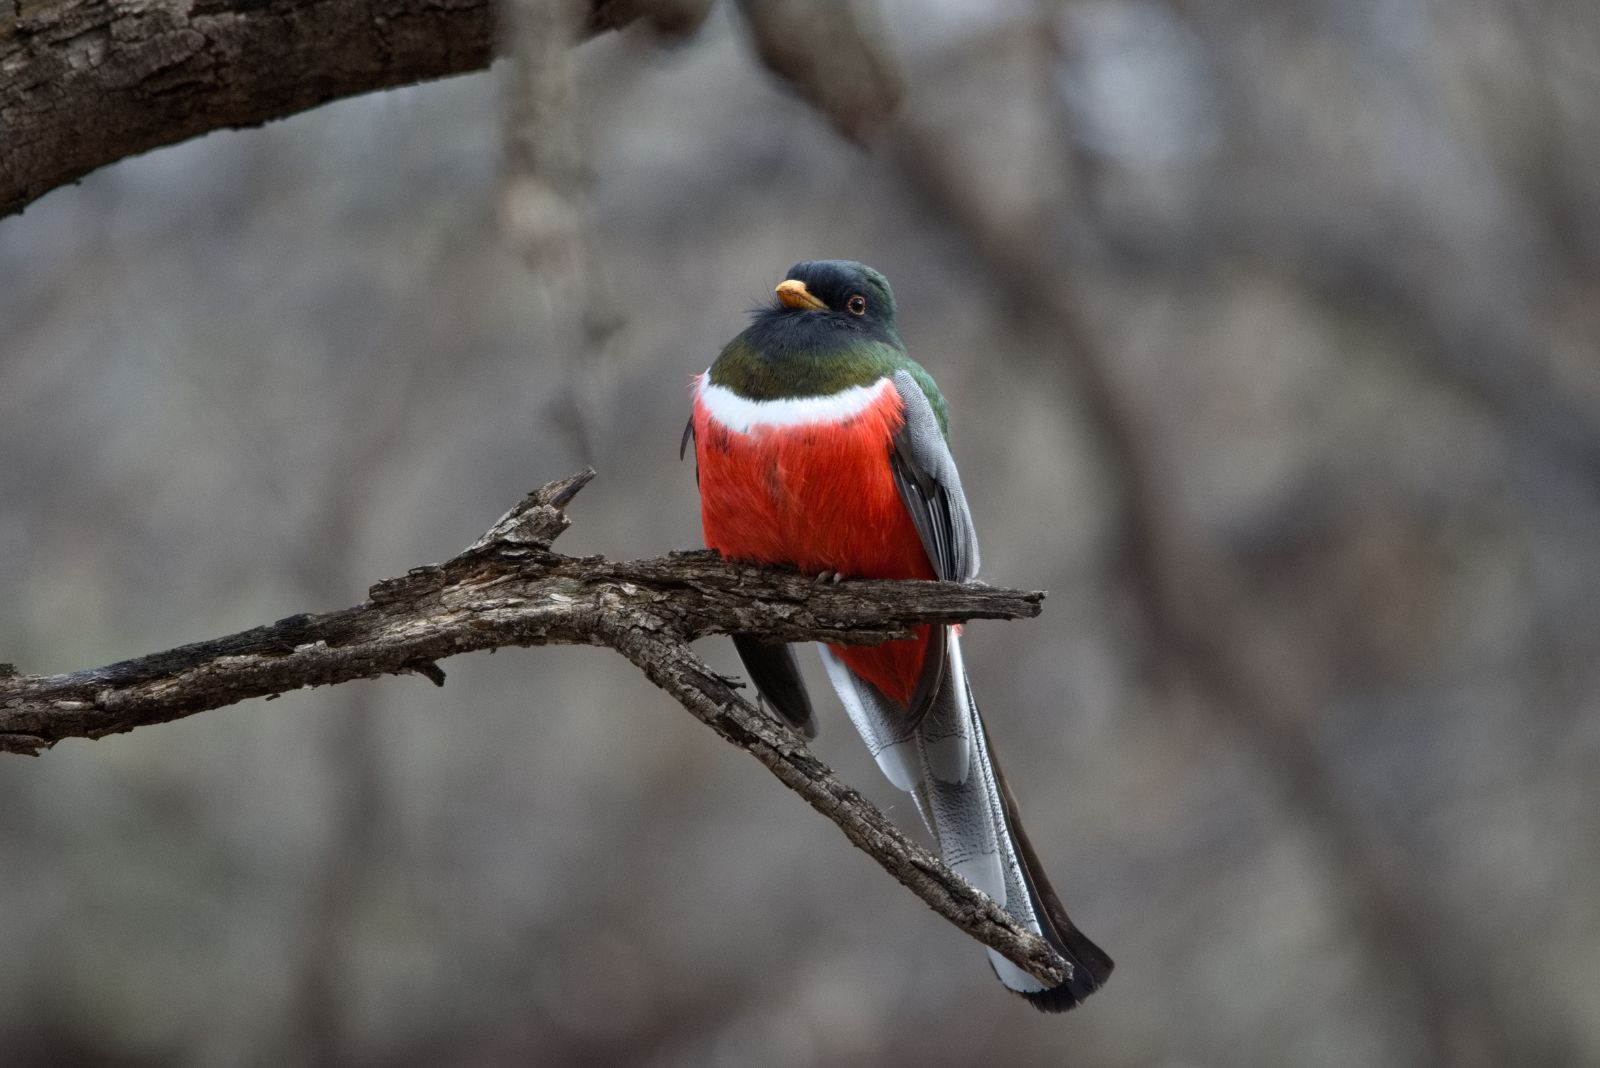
[775,278,828,311]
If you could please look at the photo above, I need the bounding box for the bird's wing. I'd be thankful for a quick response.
[888,370,980,584]
[888,370,981,723]
[732,635,817,739]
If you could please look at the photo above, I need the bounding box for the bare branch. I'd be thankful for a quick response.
[271,278,476,1063]
[0,468,1065,987]
[0,0,710,219]
[0,469,1042,753]
[600,616,1070,989]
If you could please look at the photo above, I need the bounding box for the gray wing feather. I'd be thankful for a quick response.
[888,370,980,726]
[889,370,980,583]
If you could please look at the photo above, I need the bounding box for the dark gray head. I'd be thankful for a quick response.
[710,259,912,400]
[769,259,898,333]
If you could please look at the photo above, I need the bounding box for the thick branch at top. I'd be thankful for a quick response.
[0,469,1042,756]
[0,0,708,218]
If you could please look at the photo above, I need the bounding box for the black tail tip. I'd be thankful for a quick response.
[1017,940,1114,1014]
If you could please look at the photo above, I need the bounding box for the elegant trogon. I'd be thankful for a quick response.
[684,259,1112,1011]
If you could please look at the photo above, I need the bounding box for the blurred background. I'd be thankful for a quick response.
[3,0,1599,1064]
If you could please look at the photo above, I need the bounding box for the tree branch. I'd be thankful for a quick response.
[0,468,1040,753]
[599,615,1072,992]
[0,468,1066,987]
[0,0,708,219]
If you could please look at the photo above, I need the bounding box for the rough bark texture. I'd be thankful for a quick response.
[0,0,480,217]
[0,468,1040,753]
[0,469,1066,987]
[0,0,709,218]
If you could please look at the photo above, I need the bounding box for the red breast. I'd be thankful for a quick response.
[692,374,935,706]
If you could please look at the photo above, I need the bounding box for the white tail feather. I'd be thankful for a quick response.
[819,623,1112,1009]
[916,629,973,783]
[989,948,1048,994]
[822,630,1039,929]
[819,645,919,793]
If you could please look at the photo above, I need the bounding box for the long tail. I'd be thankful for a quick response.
[820,631,1112,1011]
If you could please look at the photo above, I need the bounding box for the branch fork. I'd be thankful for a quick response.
[0,470,1069,987]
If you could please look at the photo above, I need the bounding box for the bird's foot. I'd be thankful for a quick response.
[813,570,844,584]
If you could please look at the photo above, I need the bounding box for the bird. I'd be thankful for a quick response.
[682,259,1112,1011]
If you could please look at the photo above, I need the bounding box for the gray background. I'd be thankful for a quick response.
[3,2,1598,1064]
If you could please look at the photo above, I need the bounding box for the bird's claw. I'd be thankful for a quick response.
[813,570,844,585]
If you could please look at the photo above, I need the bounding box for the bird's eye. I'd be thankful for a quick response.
[847,294,868,315]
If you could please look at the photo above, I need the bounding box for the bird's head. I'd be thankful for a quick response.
[770,260,898,334]
[711,260,908,400]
